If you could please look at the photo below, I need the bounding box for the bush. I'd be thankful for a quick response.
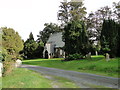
[3,60,15,76]
[2,55,15,76]
[65,53,83,61]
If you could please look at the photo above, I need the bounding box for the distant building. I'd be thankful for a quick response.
[43,32,65,59]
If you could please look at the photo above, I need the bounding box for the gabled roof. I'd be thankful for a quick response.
[47,32,64,48]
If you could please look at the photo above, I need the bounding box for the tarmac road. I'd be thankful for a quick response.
[21,64,119,88]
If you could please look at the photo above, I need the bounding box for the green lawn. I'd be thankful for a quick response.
[0,77,2,89]
[23,55,119,78]
[2,68,79,88]
[2,68,52,88]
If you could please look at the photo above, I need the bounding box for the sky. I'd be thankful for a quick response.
[0,0,119,41]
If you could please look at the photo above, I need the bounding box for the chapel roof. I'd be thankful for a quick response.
[47,32,64,48]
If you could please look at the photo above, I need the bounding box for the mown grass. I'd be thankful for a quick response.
[2,68,52,88]
[2,68,79,88]
[23,55,119,78]
[0,77,2,89]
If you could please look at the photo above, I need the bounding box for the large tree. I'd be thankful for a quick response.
[58,0,86,25]
[63,20,89,56]
[113,1,120,23]
[58,0,88,58]
[2,27,24,60]
[100,19,120,58]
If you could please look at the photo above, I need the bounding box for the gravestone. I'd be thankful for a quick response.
[86,52,91,59]
[0,62,3,77]
[106,53,110,61]
[15,59,22,67]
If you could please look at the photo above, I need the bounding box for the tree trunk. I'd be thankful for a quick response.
[95,51,98,56]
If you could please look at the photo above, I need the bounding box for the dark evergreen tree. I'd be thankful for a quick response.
[23,32,44,59]
[63,20,90,56]
[29,32,34,41]
[116,23,120,57]
[24,32,38,59]
[100,19,119,57]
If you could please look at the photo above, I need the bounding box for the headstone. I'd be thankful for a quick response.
[15,59,22,67]
[0,62,3,77]
[106,53,110,61]
[86,52,91,59]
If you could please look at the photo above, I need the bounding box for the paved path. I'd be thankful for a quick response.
[21,64,119,88]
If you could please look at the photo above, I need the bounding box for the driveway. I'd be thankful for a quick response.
[21,64,119,88]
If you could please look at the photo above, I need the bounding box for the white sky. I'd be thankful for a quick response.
[0,0,119,41]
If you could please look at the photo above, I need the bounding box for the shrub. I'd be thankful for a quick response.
[2,54,15,76]
[65,53,83,61]
[3,60,15,76]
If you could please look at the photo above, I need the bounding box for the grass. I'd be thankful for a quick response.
[23,55,119,78]
[0,77,2,89]
[44,75,80,88]
[2,68,52,88]
[2,68,79,88]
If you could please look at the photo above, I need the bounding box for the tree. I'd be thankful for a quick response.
[58,0,88,59]
[34,42,44,58]
[86,6,113,41]
[63,20,89,56]
[113,1,120,23]
[2,27,24,76]
[2,27,24,60]
[116,22,120,57]
[69,0,86,21]
[86,6,116,55]
[29,32,34,41]
[58,0,86,25]
[23,32,44,59]
[58,1,69,24]
[100,19,119,58]
[37,23,61,44]
[23,32,38,59]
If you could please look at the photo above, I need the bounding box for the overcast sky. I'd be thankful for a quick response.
[0,0,119,40]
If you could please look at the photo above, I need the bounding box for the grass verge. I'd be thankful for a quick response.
[23,55,119,78]
[2,68,52,88]
[2,68,79,88]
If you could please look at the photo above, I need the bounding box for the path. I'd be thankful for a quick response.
[21,64,119,88]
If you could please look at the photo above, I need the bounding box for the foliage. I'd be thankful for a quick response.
[3,60,14,76]
[58,0,86,24]
[1,27,24,76]
[100,19,120,57]
[63,20,90,56]
[23,32,44,59]
[86,6,114,41]
[58,0,89,58]
[34,42,44,58]
[113,1,120,23]
[117,23,120,57]
[65,53,83,61]
[2,27,24,60]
